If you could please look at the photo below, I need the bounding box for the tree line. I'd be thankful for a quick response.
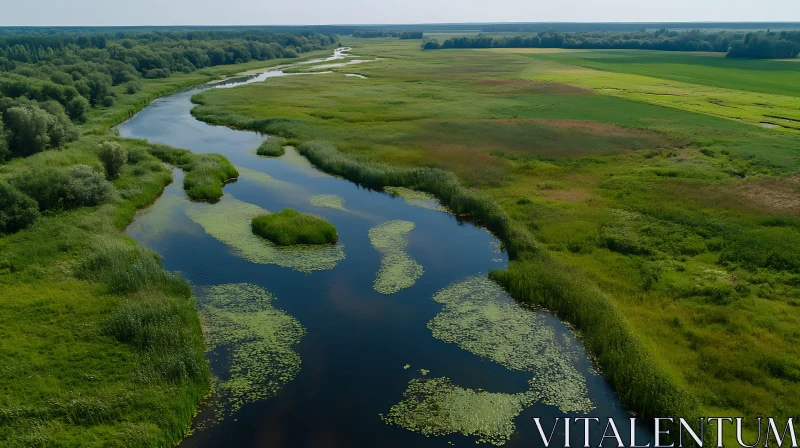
[421,30,800,59]
[351,30,424,39]
[0,29,337,161]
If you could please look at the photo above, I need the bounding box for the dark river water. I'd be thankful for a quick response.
[118,50,649,448]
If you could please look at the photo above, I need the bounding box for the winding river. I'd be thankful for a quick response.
[118,49,649,447]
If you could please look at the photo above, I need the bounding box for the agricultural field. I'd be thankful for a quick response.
[190,37,800,436]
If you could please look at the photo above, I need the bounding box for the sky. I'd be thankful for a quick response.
[1,0,798,26]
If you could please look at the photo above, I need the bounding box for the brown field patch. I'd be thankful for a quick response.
[542,189,589,203]
[475,79,593,95]
[667,176,800,217]
[734,176,800,216]
[395,119,675,161]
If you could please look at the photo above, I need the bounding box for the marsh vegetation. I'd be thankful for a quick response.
[256,137,286,157]
[251,208,338,245]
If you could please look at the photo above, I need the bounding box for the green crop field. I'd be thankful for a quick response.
[525,50,800,96]
[191,37,800,441]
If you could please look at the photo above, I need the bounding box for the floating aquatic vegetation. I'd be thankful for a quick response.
[309,194,347,211]
[279,147,329,177]
[127,193,190,240]
[185,195,345,272]
[368,220,423,294]
[428,276,592,413]
[419,369,430,376]
[198,283,305,416]
[403,364,411,370]
[236,166,277,184]
[384,186,449,213]
[381,376,536,446]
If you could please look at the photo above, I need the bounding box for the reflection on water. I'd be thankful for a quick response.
[119,49,650,447]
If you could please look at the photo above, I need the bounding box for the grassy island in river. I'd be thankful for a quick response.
[252,209,338,245]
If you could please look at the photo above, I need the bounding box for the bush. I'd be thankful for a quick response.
[63,164,115,208]
[13,164,114,211]
[101,96,115,108]
[0,181,40,234]
[124,81,142,95]
[66,96,90,122]
[256,137,286,157]
[251,209,338,245]
[98,140,128,178]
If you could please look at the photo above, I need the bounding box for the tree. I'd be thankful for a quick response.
[4,106,50,156]
[66,96,90,122]
[98,140,127,178]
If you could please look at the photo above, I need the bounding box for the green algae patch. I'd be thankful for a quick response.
[198,283,305,416]
[251,209,338,246]
[429,276,593,414]
[368,220,423,294]
[279,146,329,177]
[236,166,278,183]
[384,186,449,213]
[185,195,345,272]
[127,193,190,240]
[309,194,347,211]
[381,376,536,446]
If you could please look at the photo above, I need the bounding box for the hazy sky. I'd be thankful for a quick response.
[1,0,798,26]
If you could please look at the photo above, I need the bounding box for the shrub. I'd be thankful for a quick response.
[0,181,40,234]
[126,146,147,164]
[256,137,286,157]
[124,81,142,95]
[251,209,338,245]
[66,96,90,122]
[102,96,115,108]
[13,164,114,211]
[98,140,128,178]
[62,164,115,208]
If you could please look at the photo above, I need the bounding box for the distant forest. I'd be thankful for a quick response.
[0,28,336,160]
[421,30,800,59]
[351,30,424,39]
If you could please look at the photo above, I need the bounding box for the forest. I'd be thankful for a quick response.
[0,29,336,162]
[422,29,800,59]
[351,30,424,39]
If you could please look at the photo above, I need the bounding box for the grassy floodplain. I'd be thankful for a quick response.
[0,51,331,446]
[191,37,800,439]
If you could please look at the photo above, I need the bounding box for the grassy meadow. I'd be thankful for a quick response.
[0,51,331,446]
[191,37,800,436]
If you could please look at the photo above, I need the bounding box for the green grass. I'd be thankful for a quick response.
[146,144,239,202]
[256,137,286,157]
[0,51,325,446]
[189,36,800,439]
[525,50,800,97]
[251,209,338,245]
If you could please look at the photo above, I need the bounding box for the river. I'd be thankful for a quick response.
[118,49,648,447]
